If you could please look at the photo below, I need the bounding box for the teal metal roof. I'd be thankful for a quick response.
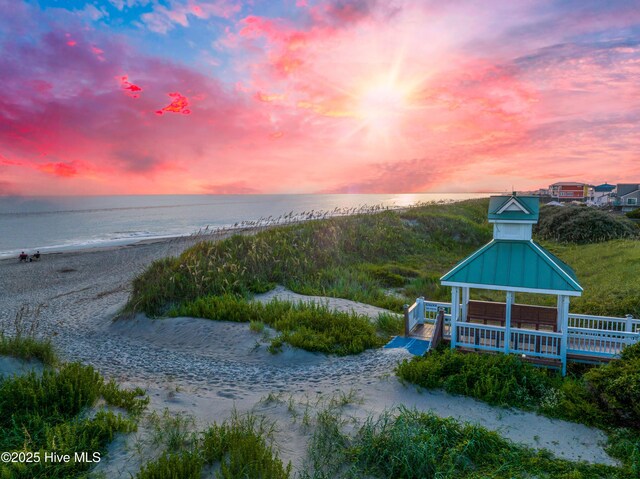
[440,240,582,295]
[487,195,539,222]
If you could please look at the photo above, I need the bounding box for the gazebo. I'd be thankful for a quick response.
[440,194,581,374]
[398,194,639,374]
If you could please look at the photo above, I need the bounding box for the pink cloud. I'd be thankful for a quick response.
[201,181,261,194]
[141,0,241,33]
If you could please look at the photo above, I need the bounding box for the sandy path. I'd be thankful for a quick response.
[0,240,616,474]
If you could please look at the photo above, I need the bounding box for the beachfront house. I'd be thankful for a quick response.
[399,194,640,375]
[590,183,616,206]
[614,183,640,212]
[548,182,590,201]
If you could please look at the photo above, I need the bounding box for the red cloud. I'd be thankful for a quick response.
[37,162,78,177]
[155,92,191,115]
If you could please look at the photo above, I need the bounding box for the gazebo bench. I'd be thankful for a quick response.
[467,300,558,332]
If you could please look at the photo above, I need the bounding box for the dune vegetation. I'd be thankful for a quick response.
[127,199,640,343]
[396,344,640,476]
[0,361,148,479]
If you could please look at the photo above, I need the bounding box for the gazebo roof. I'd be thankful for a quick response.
[440,239,583,296]
[487,195,540,223]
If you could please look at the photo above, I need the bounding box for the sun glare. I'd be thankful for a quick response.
[358,81,408,131]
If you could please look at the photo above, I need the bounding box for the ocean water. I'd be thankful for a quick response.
[0,193,490,258]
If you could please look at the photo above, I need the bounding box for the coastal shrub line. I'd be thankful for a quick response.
[170,296,387,355]
[0,362,148,479]
[302,406,628,479]
[535,205,638,244]
[395,344,640,474]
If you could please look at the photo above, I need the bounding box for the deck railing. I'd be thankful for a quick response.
[510,327,563,359]
[567,327,638,357]
[410,299,640,362]
[455,323,505,353]
[568,313,639,333]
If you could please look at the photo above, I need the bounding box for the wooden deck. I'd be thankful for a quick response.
[404,298,640,370]
[409,323,434,340]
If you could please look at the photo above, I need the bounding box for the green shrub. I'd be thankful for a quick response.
[625,208,640,219]
[172,297,385,355]
[583,343,640,428]
[201,414,291,479]
[536,206,638,243]
[396,347,555,408]
[308,407,626,479]
[0,362,147,478]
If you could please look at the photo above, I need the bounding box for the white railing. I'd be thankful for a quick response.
[405,302,420,334]
[407,298,640,361]
[455,323,505,353]
[510,327,563,359]
[423,301,452,323]
[568,313,639,333]
[568,327,639,357]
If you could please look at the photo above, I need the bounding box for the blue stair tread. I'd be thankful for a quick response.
[384,336,430,356]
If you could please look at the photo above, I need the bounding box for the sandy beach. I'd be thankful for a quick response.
[0,237,617,476]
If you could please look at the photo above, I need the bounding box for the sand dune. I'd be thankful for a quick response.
[0,239,617,476]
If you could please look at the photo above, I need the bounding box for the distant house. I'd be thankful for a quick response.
[615,184,640,212]
[590,183,616,206]
[548,182,590,201]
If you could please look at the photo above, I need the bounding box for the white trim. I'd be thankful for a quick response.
[528,240,584,291]
[441,280,582,296]
[488,219,536,224]
[496,197,530,215]
[620,189,640,198]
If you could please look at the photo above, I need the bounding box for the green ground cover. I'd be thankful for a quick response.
[0,362,148,479]
[396,344,640,476]
[302,404,631,479]
[136,413,291,479]
[170,296,389,355]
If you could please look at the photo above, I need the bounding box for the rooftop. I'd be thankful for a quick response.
[487,195,539,223]
[440,239,583,296]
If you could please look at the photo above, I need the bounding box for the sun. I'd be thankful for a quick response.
[357,81,409,132]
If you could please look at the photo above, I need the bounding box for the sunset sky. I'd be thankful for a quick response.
[1,0,639,195]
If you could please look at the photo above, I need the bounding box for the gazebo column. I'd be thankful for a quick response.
[450,287,460,349]
[460,287,470,322]
[505,291,514,354]
[558,295,570,376]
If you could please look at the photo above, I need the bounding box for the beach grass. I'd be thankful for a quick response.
[128,198,639,325]
[302,405,630,479]
[0,333,57,366]
[126,200,493,317]
[170,296,386,355]
[1,304,58,366]
[136,412,291,479]
[0,362,148,479]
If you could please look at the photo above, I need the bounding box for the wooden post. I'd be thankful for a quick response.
[626,314,634,333]
[403,304,410,337]
[450,287,459,349]
[505,291,514,354]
